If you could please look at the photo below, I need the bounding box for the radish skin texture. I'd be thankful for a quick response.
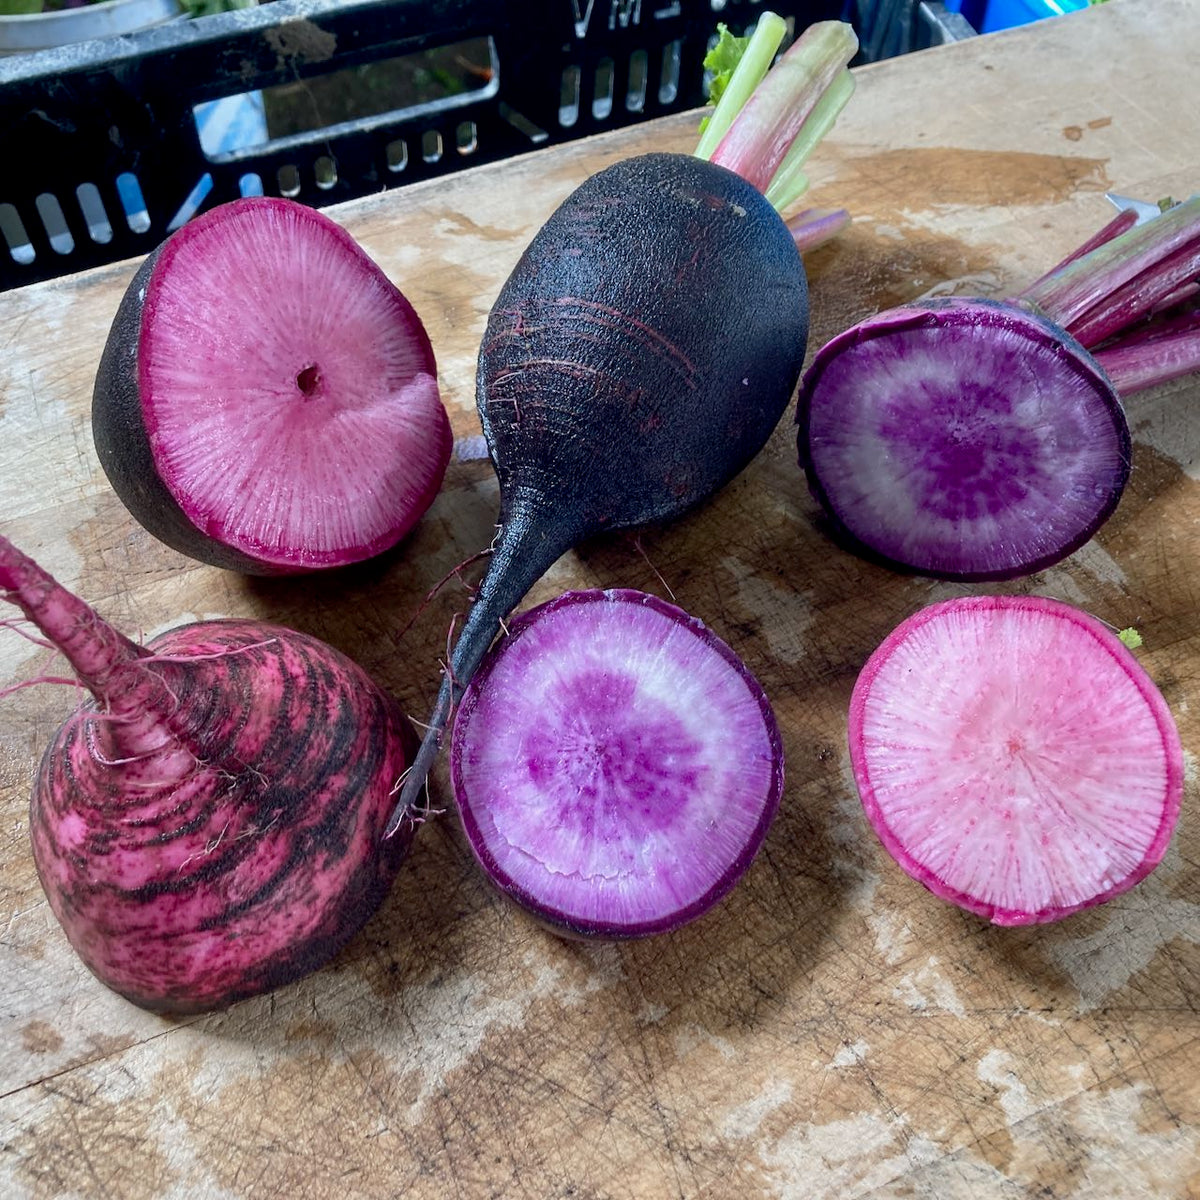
[93,197,450,575]
[848,595,1184,925]
[451,590,784,939]
[1,536,417,1013]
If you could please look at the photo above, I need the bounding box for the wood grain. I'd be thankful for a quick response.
[3,1,1199,1196]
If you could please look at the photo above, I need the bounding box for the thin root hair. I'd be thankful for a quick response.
[632,535,677,602]
[392,550,492,646]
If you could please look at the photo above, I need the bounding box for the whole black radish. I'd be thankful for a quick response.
[389,19,859,826]
[389,152,807,826]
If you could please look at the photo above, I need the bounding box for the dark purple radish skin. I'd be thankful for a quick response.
[451,589,784,938]
[0,535,417,1014]
[93,196,451,576]
[389,19,861,831]
[797,195,1200,581]
[849,595,1184,925]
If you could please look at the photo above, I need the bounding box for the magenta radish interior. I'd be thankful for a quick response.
[138,198,448,567]
[800,300,1131,580]
[451,590,784,938]
[849,595,1183,925]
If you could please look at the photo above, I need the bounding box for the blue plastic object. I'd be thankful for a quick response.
[946,0,1087,35]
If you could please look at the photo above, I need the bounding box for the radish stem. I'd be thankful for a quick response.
[693,14,787,162]
[1018,196,1200,344]
[705,21,858,201]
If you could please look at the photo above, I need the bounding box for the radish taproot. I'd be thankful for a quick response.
[797,195,1200,580]
[93,196,450,575]
[0,534,417,1013]
[450,589,784,938]
[388,16,858,830]
[848,595,1184,925]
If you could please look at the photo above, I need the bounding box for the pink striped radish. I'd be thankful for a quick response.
[1,535,417,1013]
[848,595,1184,925]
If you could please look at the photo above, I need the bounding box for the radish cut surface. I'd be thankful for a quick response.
[798,299,1131,580]
[451,590,784,938]
[94,197,450,573]
[849,596,1183,925]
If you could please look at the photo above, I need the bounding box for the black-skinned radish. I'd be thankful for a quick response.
[93,196,451,575]
[389,15,858,829]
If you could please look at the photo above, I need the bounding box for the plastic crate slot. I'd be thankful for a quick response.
[422,130,443,164]
[239,173,265,197]
[167,173,214,233]
[314,156,338,190]
[626,48,649,112]
[386,140,409,172]
[193,36,498,163]
[277,165,302,197]
[116,173,151,234]
[559,64,582,128]
[36,194,74,256]
[455,120,478,155]
[658,38,682,104]
[75,184,113,245]
[592,57,615,120]
[0,204,34,266]
[499,103,549,145]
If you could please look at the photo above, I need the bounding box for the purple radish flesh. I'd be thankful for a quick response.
[848,595,1183,925]
[451,589,784,938]
[797,195,1200,580]
[0,535,417,1013]
[389,20,858,830]
[93,196,451,575]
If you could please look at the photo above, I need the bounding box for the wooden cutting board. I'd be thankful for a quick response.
[3,1,1198,1195]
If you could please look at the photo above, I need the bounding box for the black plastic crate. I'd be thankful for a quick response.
[0,0,843,290]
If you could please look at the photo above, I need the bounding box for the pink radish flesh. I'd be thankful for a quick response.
[93,197,451,574]
[849,595,1183,925]
[451,590,784,938]
[1,535,417,1013]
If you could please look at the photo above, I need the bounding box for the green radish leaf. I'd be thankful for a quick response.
[1118,627,1143,649]
[699,24,752,131]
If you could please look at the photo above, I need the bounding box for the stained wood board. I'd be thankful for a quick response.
[2,0,1199,1195]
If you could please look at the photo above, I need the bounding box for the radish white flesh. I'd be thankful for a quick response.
[93,197,450,574]
[451,590,784,938]
[849,596,1184,925]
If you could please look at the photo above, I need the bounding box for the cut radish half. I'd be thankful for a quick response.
[798,299,1131,581]
[93,197,451,574]
[849,595,1184,925]
[451,589,784,938]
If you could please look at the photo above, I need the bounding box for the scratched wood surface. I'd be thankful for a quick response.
[2,1,1199,1195]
